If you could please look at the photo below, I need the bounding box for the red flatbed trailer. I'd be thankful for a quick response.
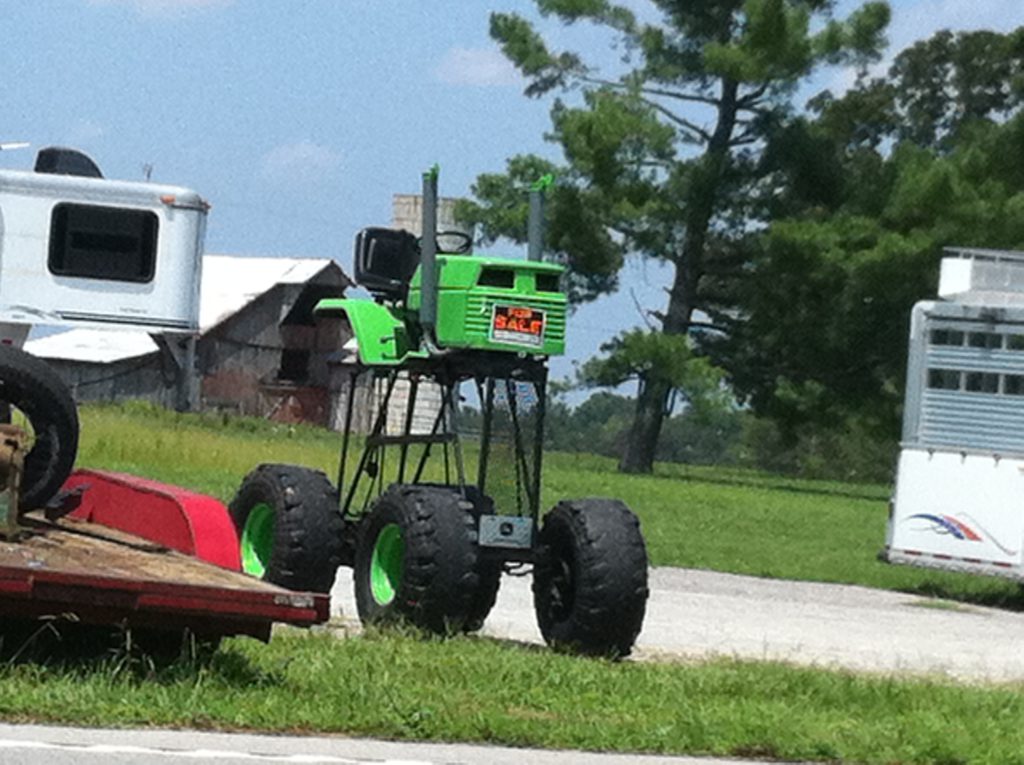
[0,469,329,641]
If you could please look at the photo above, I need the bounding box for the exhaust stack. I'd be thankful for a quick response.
[419,166,439,334]
[527,173,552,262]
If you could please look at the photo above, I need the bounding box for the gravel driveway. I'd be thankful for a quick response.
[332,566,1024,682]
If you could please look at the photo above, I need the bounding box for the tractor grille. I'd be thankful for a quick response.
[464,294,566,347]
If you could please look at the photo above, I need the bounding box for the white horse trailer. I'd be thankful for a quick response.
[0,148,208,343]
[0,148,209,512]
[885,248,1024,579]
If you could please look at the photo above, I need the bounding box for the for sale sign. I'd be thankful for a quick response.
[491,304,545,347]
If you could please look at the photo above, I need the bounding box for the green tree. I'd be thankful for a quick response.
[879,27,1024,149]
[552,391,633,456]
[716,28,1024,445]
[657,402,746,466]
[461,0,889,473]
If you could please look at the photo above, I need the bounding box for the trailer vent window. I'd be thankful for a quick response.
[1005,375,1024,395]
[478,268,515,288]
[968,332,1003,349]
[930,329,965,346]
[965,372,1000,393]
[49,203,158,283]
[928,369,962,390]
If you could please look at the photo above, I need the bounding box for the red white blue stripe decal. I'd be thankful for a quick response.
[906,513,1018,556]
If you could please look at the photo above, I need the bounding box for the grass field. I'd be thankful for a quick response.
[76,401,1024,608]
[3,401,1011,764]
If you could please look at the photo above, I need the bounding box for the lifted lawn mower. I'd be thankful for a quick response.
[231,168,649,657]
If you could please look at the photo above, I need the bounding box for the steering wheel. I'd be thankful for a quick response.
[435,230,473,254]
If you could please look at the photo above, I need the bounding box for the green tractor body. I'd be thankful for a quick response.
[410,255,567,357]
[315,254,566,364]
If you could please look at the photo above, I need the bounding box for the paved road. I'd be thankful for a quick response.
[334,566,1024,681]
[0,723,760,765]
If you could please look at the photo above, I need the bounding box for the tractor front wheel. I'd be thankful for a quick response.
[532,498,649,658]
[354,485,500,634]
[229,464,343,593]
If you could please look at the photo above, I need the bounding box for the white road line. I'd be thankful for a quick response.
[0,738,435,764]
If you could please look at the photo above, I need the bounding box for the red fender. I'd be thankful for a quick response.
[62,469,241,571]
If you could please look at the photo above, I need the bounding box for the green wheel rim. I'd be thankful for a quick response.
[240,502,275,578]
[370,523,404,606]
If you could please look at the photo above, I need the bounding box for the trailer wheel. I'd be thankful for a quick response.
[354,484,500,634]
[229,464,343,593]
[0,346,79,511]
[532,499,649,658]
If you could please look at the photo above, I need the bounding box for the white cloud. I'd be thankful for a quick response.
[433,47,520,87]
[87,0,233,19]
[258,140,342,186]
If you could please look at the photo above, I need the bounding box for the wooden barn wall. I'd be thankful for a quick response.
[49,354,174,408]
[199,284,298,416]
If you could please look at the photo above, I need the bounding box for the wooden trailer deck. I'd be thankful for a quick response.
[0,516,328,639]
[0,470,330,641]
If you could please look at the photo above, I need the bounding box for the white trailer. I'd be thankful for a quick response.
[885,248,1024,579]
[0,147,209,512]
[0,149,208,344]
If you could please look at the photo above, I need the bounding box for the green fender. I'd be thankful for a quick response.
[314,298,423,366]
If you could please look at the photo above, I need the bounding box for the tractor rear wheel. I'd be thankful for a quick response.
[229,464,343,593]
[532,498,649,658]
[0,346,79,511]
[354,484,500,634]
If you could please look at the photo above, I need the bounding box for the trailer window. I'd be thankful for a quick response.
[1005,375,1024,395]
[930,329,965,346]
[928,369,962,390]
[965,372,1000,393]
[968,332,1003,349]
[49,203,158,283]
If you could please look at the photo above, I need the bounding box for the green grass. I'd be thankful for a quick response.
[3,629,1024,765]
[76,401,1024,609]
[545,453,1024,608]
[39,401,1024,763]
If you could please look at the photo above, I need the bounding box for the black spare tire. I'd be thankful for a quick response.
[0,346,79,511]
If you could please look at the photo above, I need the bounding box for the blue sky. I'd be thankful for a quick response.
[3,0,1022,383]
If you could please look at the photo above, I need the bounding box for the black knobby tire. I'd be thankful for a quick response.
[354,484,501,635]
[440,483,501,631]
[532,498,649,658]
[465,554,502,632]
[0,346,79,511]
[228,464,344,593]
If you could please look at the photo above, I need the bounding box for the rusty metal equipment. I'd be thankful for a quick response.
[0,424,27,538]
